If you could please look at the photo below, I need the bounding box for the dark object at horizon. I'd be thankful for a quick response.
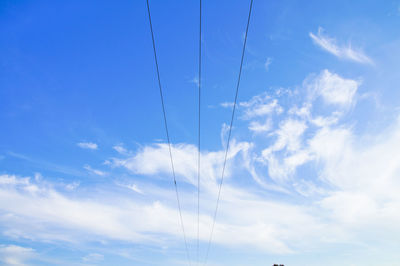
[273,264,284,266]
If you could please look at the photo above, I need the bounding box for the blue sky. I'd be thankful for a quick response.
[1,0,400,265]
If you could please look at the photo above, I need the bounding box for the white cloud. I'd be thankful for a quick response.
[288,103,311,118]
[0,175,29,186]
[310,113,340,127]
[110,141,251,188]
[235,70,360,183]
[84,165,107,176]
[264,57,272,71]
[305,119,400,239]
[65,181,80,191]
[227,69,362,191]
[0,176,177,244]
[113,144,128,155]
[293,179,326,197]
[248,118,272,133]
[117,182,144,195]
[0,173,328,254]
[309,117,400,195]
[239,94,283,119]
[310,27,373,64]
[0,245,36,266]
[82,253,104,263]
[189,76,199,87]
[77,142,98,150]
[265,119,308,153]
[239,69,400,240]
[308,69,359,107]
[220,102,233,108]
[250,106,400,248]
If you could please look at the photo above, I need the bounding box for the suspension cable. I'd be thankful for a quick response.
[203,0,254,264]
[197,0,202,265]
[146,1,192,265]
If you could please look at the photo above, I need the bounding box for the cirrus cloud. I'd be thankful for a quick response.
[310,27,373,65]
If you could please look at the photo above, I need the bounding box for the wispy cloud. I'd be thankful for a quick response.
[239,95,283,119]
[0,173,323,254]
[116,182,144,195]
[82,253,104,263]
[310,27,373,64]
[239,70,359,183]
[248,118,272,133]
[0,174,30,185]
[110,141,250,187]
[235,72,400,247]
[83,165,107,176]
[65,181,80,191]
[220,102,234,108]
[77,142,98,150]
[0,244,36,266]
[7,152,85,177]
[264,57,272,71]
[189,76,199,87]
[113,144,129,155]
[307,69,360,107]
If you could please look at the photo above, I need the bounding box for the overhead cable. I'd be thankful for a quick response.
[146,1,192,265]
[203,0,254,264]
[197,0,202,265]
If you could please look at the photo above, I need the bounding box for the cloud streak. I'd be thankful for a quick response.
[84,165,107,176]
[310,27,373,64]
[77,142,98,150]
[0,245,36,266]
[0,173,324,254]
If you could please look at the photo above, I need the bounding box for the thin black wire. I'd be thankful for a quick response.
[203,0,254,264]
[197,0,202,265]
[146,1,192,265]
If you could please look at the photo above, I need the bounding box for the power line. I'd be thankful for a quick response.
[145,1,192,265]
[197,0,202,265]
[203,0,254,264]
